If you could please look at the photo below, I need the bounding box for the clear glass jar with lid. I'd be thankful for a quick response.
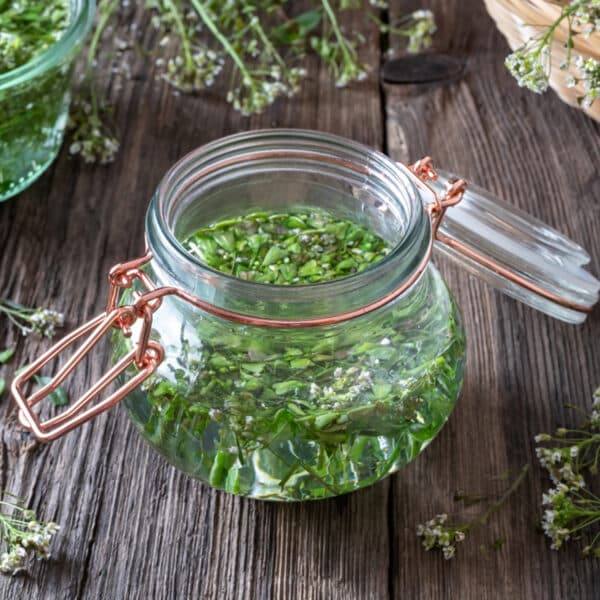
[12,130,600,501]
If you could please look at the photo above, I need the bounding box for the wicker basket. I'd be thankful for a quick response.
[484,0,600,121]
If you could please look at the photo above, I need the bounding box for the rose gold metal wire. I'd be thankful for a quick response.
[10,153,592,442]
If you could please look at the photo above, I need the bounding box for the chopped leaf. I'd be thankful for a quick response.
[34,376,69,407]
[0,349,14,364]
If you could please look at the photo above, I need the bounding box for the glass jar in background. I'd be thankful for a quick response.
[12,130,600,502]
[0,0,95,202]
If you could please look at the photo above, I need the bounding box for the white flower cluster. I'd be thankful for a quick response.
[535,445,586,489]
[571,0,600,36]
[416,514,467,560]
[309,365,374,407]
[505,1,599,104]
[505,44,550,94]
[540,483,573,550]
[590,389,600,428]
[536,388,600,554]
[226,67,307,116]
[570,56,600,108]
[68,100,119,165]
[406,10,437,54]
[0,515,59,576]
[161,49,225,93]
[28,309,65,339]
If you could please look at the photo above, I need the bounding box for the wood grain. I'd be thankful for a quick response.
[0,1,598,599]
[385,1,600,599]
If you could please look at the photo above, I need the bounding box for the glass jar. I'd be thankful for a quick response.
[0,0,95,202]
[12,130,600,502]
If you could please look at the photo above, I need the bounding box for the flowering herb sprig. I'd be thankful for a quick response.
[416,464,529,559]
[0,300,64,340]
[0,299,65,401]
[505,0,600,107]
[535,389,600,555]
[68,1,436,163]
[0,492,60,576]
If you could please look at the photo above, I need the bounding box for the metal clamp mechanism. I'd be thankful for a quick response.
[11,156,467,442]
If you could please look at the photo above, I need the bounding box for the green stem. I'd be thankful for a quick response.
[589,528,600,550]
[320,0,356,66]
[530,0,587,64]
[471,464,530,529]
[567,514,600,535]
[242,2,287,73]
[163,0,194,69]
[86,0,120,118]
[190,0,254,86]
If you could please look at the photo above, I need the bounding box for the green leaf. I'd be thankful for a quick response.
[241,362,265,375]
[34,376,69,406]
[0,378,5,397]
[262,246,287,266]
[298,259,320,277]
[294,11,322,34]
[213,231,236,253]
[289,358,312,369]
[273,380,304,395]
[0,348,14,364]
[271,10,322,45]
[373,383,392,398]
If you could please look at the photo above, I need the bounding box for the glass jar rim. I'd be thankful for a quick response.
[146,129,432,321]
[0,0,96,92]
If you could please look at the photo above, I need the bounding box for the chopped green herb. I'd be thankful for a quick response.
[118,209,466,500]
[183,210,391,284]
[0,349,14,365]
[0,0,74,200]
[34,376,69,407]
[0,1,70,75]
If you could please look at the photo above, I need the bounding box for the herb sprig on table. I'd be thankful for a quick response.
[0,300,63,575]
[535,389,600,555]
[0,299,66,403]
[0,493,59,576]
[417,388,600,560]
[68,1,436,163]
[417,465,529,560]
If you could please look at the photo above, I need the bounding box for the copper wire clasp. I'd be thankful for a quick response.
[11,253,165,442]
[409,156,467,236]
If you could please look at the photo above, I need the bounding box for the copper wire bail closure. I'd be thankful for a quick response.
[11,157,464,442]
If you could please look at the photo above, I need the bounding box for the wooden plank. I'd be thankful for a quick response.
[385,1,600,599]
[0,4,390,600]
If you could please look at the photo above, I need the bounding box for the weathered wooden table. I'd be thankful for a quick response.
[1,1,599,598]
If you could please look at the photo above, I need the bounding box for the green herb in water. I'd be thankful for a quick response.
[184,210,391,284]
[0,0,73,200]
[0,1,70,75]
[119,209,465,500]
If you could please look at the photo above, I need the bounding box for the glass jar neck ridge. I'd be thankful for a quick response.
[146,129,432,322]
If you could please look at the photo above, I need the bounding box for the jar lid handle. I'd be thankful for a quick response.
[407,161,600,324]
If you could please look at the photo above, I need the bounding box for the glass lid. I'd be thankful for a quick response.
[407,165,600,324]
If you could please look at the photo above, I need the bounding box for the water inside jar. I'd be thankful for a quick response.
[182,209,392,285]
